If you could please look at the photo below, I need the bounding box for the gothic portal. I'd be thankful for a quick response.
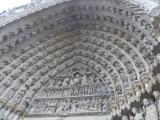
[0,0,160,120]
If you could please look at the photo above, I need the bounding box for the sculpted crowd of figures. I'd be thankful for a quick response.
[31,67,109,115]
[39,72,109,98]
[32,97,108,115]
[119,90,160,120]
[0,3,158,106]
[0,0,159,119]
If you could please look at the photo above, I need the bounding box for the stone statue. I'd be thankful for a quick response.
[62,77,70,86]
[73,73,81,85]
[116,108,121,117]
[132,107,144,120]
[143,98,159,120]
[135,86,142,102]
[81,74,88,85]
[153,91,160,118]
[122,115,128,120]
[88,73,94,84]
[111,107,117,117]
[11,60,20,69]
[144,78,153,94]
[129,115,134,120]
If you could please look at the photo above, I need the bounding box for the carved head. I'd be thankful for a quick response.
[122,115,128,120]
[119,99,124,106]
[132,107,137,114]
[143,98,149,106]
[129,116,134,120]
[74,72,81,78]
[153,91,160,99]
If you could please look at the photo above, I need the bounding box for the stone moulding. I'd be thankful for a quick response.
[0,0,71,28]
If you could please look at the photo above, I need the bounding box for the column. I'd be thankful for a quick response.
[1,106,13,120]
[11,111,23,120]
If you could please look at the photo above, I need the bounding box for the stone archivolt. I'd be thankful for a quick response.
[0,0,159,120]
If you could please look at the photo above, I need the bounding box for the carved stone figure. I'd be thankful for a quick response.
[62,77,70,86]
[143,98,159,120]
[129,115,134,120]
[144,82,152,93]
[0,80,12,95]
[111,107,117,117]
[73,73,81,85]
[12,90,26,104]
[81,74,88,85]
[0,0,158,119]
[135,86,142,102]
[132,107,144,120]
[153,91,160,118]
[122,115,128,120]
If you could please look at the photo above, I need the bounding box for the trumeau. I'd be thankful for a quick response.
[0,0,159,120]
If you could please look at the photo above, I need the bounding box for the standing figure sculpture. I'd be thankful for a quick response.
[132,107,144,120]
[81,74,88,85]
[153,91,160,118]
[73,72,81,86]
[143,98,159,120]
[122,115,128,120]
[129,115,134,120]
[62,77,70,87]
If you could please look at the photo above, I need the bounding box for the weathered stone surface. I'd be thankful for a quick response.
[0,0,159,120]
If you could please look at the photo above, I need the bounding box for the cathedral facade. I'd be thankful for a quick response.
[0,0,160,120]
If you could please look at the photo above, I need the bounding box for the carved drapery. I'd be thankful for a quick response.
[0,0,159,120]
